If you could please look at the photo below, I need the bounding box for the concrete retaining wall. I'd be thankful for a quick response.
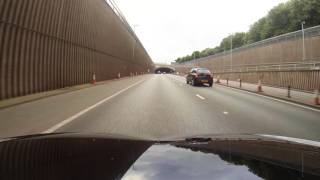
[0,0,153,100]
[186,26,320,72]
[174,26,320,92]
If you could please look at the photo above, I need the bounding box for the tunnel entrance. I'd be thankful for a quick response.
[154,67,175,74]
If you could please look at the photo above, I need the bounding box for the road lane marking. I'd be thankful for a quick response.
[217,85,320,113]
[257,134,320,147]
[166,74,186,83]
[42,79,146,133]
[196,94,205,100]
[223,111,229,115]
[171,75,319,112]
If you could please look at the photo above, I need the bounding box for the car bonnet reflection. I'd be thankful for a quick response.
[123,144,261,180]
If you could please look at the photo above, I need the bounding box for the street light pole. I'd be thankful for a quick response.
[132,25,139,61]
[230,34,233,72]
[301,21,306,61]
[223,48,226,73]
[132,40,136,61]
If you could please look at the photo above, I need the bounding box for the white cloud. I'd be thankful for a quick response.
[115,0,288,63]
[122,173,147,180]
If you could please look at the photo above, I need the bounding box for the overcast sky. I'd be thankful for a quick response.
[115,0,288,64]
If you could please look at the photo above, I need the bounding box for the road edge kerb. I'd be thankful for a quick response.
[215,83,320,110]
[0,75,147,110]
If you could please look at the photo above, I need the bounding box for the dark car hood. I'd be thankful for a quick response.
[0,133,319,180]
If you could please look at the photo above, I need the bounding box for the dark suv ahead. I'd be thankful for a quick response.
[186,68,213,87]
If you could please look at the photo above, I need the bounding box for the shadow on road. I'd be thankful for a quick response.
[189,84,212,88]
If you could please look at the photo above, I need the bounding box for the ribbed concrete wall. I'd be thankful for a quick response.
[193,35,320,72]
[175,27,320,91]
[187,27,320,72]
[0,0,153,100]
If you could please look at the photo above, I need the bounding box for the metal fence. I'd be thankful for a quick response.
[214,70,320,92]
[223,61,320,72]
[181,25,320,73]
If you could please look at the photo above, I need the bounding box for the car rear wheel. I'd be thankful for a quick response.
[209,83,213,87]
[191,79,196,86]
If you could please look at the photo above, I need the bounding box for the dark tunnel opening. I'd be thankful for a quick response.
[154,67,175,74]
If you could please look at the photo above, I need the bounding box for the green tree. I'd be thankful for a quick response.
[247,18,267,43]
[220,32,247,50]
[200,48,212,57]
[191,51,201,59]
[266,3,291,37]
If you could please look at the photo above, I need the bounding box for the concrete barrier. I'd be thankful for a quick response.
[0,0,154,100]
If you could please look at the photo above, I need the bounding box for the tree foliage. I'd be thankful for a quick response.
[175,0,320,63]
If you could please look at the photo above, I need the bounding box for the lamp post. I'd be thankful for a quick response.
[230,34,233,71]
[223,48,226,73]
[132,25,139,61]
[301,21,306,61]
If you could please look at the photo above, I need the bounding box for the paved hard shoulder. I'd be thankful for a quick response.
[214,78,320,109]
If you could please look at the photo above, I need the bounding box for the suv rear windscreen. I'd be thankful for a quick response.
[197,69,211,74]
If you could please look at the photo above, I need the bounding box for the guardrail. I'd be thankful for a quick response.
[218,61,320,73]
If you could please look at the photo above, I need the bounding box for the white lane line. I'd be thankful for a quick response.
[174,74,320,112]
[196,94,205,100]
[223,111,229,115]
[217,85,320,113]
[42,79,146,133]
[257,134,320,147]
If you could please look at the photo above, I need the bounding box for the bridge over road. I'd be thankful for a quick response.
[154,63,195,74]
[154,64,176,73]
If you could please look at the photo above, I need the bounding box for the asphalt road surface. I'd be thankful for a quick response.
[0,74,320,141]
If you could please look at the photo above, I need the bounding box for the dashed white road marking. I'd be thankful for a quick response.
[171,74,320,113]
[196,94,205,100]
[42,79,146,133]
[223,111,229,115]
